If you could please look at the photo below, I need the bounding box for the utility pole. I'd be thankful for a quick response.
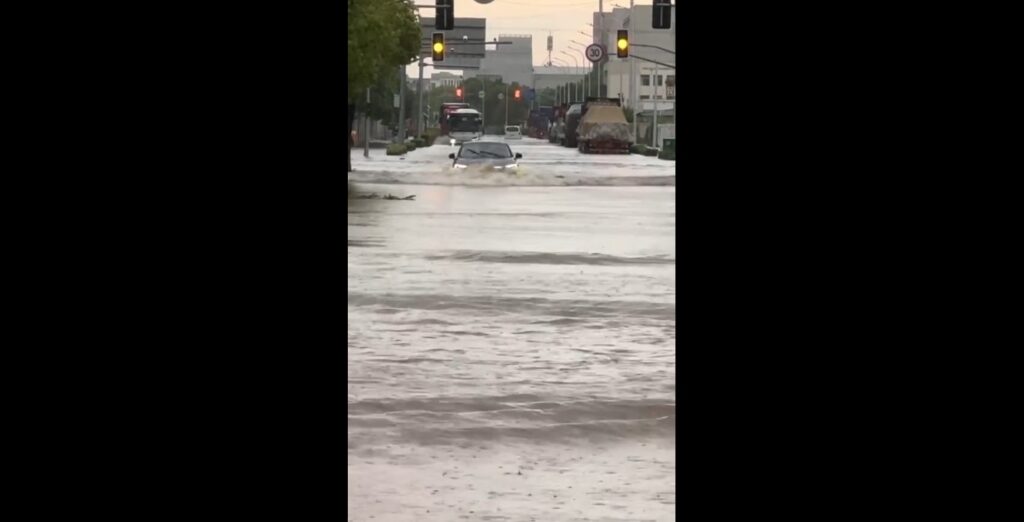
[397,65,407,143]
[416,57,425,137]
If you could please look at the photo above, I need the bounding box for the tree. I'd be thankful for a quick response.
[348,0,421,100]
[537,87,556,107]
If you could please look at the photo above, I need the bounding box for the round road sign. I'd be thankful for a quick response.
[585,44,606,63]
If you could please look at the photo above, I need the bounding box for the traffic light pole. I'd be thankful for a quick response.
[630,0,636,143]
[653,62,659,148]
[416,57,425,138]
[598,0,603,99]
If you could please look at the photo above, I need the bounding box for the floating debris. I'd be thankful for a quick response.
[350,192,415,201]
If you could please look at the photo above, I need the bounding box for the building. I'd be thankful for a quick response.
[429,72,461,89]
[592,6,676,112]
[531,66,588,100]
[464,34,534,87]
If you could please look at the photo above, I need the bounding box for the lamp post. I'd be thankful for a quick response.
[630,0,637,143]
[560,51,580,102]
[571,40,591,97]
[553,58,568,104]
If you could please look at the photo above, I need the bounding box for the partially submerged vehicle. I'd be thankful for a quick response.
[576,100,631,154]
[562,103,583,148]
[448,140,522,171]
[527,107,553,138]
[448,108,483,143]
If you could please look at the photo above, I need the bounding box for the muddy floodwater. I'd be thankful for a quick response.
[348,138,676,521]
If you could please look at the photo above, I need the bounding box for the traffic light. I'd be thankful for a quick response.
[432,32,445,62]
[435,0,454,31]
[514,88,521,100]
[616,30,629,58]
[652,0,671,29]
[456,86,463,98]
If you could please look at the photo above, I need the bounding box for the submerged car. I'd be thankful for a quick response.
[449,141,522,170]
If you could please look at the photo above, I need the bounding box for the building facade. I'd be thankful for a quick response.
[531,66,588,100]
[464,34,534,87]
[592,6,676,112]
[429,72,461,89]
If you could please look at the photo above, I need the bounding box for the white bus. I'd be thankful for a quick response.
[448,108,483,143]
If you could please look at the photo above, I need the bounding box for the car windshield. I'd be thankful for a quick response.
[505,127,518,132]
[459,142,512,159]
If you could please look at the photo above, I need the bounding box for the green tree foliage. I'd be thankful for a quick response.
[536,87,556,107]
[348,0,421,100]
[457,77,531,130]
[427,85,459,121]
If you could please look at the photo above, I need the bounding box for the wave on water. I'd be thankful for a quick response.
[348,396,675,446]
[347,169,675,187]
[425,250,675,266]
[348,292,675,321]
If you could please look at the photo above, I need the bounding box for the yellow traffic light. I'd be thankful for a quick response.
[616,30,629,58]
[432,32,445,62]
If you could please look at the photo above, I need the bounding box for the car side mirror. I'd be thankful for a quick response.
[515,153,522,159]
[449,153,455,159]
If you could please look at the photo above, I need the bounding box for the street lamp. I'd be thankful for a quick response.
[560,51,581,102]
[560,50,579,68]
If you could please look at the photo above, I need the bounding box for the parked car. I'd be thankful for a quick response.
[448,140,522,170]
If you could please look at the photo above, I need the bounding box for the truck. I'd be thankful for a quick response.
[548,104,568,144]
[575,97,631,154]
[526,106,553,139]
[562,103,583,148]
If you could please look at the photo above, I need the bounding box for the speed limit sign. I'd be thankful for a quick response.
[585,44,606,63]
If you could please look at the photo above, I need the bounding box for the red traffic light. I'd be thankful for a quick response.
[514,89,521,99]
[456,87,463,98]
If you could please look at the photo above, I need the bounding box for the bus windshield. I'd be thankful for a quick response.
[449,113,481,132]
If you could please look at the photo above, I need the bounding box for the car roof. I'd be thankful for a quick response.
[462,139,509,145]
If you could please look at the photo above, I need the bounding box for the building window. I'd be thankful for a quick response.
[656,75,664,86]
[640,74,650,86]
[640,95,650,100]
[666,75,676,87]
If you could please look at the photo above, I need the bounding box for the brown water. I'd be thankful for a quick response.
[348,138,675,521]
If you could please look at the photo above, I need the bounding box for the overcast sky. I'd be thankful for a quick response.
[407,0,659,79]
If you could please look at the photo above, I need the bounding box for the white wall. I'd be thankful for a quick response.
[595,5,676,111]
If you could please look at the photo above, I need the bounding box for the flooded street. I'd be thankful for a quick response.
[348,138,676,521]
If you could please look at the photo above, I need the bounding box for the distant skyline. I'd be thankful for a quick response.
[408,0,660,78]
